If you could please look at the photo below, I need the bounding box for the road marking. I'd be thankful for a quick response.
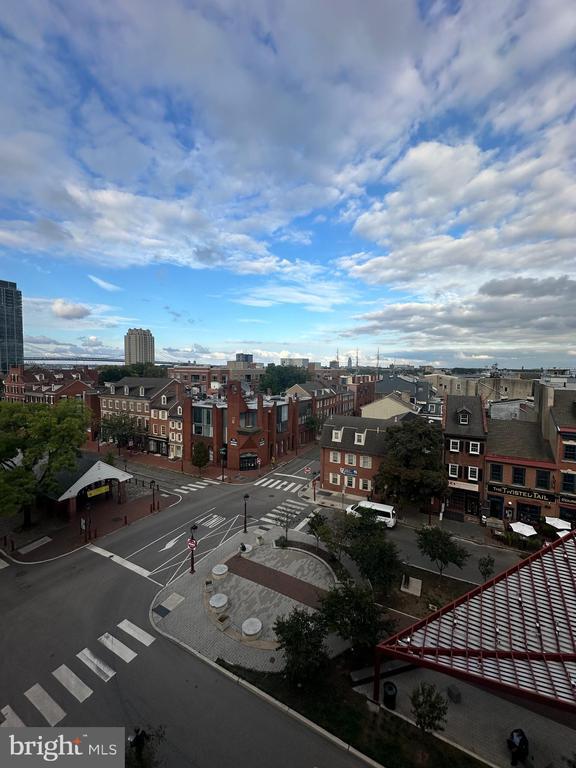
[0,559,9,570]
[77,648,116,682]
[24,684,66,726]
[86,544,161,585]
[294,516,312,532]
[117,619,155,647]
[273,472,309,479]
[202,514,225,529]
[253,477,268,486]
[52,664,93,702]
[18,536,52,555]
[283,482,296,492]
[160,493,169,498]
[201,478,220,484]
[266,479,282,489]
[161,592,185,611]
[0,705,24,727]
[283,498,308,508]
[173,487,191,493]
[127,509,215,558]
[159,533,187,551]
[98,632,137,663]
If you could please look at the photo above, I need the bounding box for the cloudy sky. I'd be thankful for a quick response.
[1,0,575,368]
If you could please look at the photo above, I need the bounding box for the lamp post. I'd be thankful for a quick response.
[312,471,319,502]
[151,480,156,513]
[188,524,198,574]
[243,493,249,534]
[220,446,226,482]
[85,502,92,543]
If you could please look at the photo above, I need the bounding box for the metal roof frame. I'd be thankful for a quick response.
[375,531,576,711]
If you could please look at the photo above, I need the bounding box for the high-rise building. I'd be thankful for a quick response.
[124,328,155,365]
[0,279,23,374]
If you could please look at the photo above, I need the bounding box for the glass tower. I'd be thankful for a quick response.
[0,280,23,374]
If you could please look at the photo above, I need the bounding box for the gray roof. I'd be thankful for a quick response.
[444,395,486,438]
[44,455,99,500]
[486,419,555,463]
[108,377,169,397]
[320,413,417,454]
[550,389,576,429]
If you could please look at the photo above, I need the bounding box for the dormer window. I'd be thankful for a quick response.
[459,413,469,425]
[139,386,144,397]
[110,385,115,395]
[161,395,167,405]
[177,406,182,416]
[354,432,365,446]
[332,429,342,442]
[124,386,129,395]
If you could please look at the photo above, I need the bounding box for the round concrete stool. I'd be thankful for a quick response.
[242,617,262,639]
[209,593,228,614]
[212,563,229,580]
[240,544,253,557]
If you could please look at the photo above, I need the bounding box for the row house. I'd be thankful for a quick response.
[3,365,98,404]
[341,374,376,415]
[99,377,171,450]
[442,395,488,516]
[168,354,265,395]
[285,381,354,427]
[148,382,184,458]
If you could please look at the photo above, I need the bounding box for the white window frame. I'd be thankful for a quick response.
[345,453,356,466]
[161,395,167,405]
[151,409,158,419]
[429,404,435,413]
[468,466,479,481]
[459,413,469,425]
[139,386,144,397]
[449,439,460,452]
[354,432,365,446]
[330,450,340,463]
[332,429,342,442]
[469,441,480,454]
[360,455,372,469]
[360,478,371,491]
[345,475,356,489]
[329,473,340,485]
[152,424,158,435]
[177,406,182,416]
[160,425,166,436]
[122,400,127,410]
[114,400,119,410]
[129,401,134,411]
[124,386,129,395]
[160,410,167,420]
[137,402,142,412]
[448,464,459,478]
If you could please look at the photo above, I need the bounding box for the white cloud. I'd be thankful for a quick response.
[52,298,91,319]
[88,275,122,292]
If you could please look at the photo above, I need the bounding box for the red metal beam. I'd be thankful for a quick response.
[384,645,576,662]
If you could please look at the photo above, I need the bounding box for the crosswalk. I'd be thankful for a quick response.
[196,513,226,529]
[171,478,221,495]
[1,618,155,728]
[259,498,309,528]
[253,476,304,494]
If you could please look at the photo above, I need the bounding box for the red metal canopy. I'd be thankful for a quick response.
[375,530,576,711]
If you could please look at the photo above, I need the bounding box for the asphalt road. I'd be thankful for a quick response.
[0,452,520,766]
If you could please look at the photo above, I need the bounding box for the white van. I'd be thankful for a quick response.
[346,501,397,529]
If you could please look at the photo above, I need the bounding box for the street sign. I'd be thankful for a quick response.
[340,468,357,476]
[187,538,197,550]
[303,467,311,474]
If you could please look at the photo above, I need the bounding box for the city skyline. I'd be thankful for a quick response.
[1,1,575,368]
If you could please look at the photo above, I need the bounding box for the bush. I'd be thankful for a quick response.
[276,535,288,548]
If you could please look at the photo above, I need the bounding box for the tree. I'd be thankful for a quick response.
[410,683,448,733]
[274,608,328,687]
[373,419,448,512]
[307,511,326,550]
[317,512,357,563]
[191,442,209,476]
[478,554,495,583]
[416,527,470,576]
[98,364,168,385]
[100,413,140,454]
[347,531,402,596]
[259,364,307,395]
[320,582,393,648]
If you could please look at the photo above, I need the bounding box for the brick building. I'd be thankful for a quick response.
[3,365,99,404]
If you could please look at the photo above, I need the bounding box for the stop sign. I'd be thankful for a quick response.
[187,538,197,550]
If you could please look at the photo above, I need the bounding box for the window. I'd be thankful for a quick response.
[360,455,372,469]
[144,404,149,413]
[448,464,459,478]
[563,444,576,461]
[354,432,365,445]
[139,386,144,397]
[360,478,371,491]
[332,429,342,442]
[177,406,182,416]
[345,453,356,466]
[345,475,355,489]
[490,463,503,482]
[151,409,158,419]
[177,422,182,430]
[161,395,167,405]
[512,467,526,486]
[330,451,340,463]
[329,473,340,485]
[129,401,134,411]
[137,402,142,412]
[152,424,158,435]
[468,466,479,481]
[110,385,115,395]
[429,404,435,413]
[561,473,576,494]
[449,439,460,452]
[160,425,166,436]
[177,433,182,443]
[122,400,127,410]
[459,412,469,425]
[108,399,113,408]
[114,400,119,410]
[469,441,480,455]
[535,470,550,490]
[124,386,129,395]
[170,432,175,441]
[170,421,174,429]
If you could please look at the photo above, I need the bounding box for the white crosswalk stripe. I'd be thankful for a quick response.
[77,648,116,682]
[117,619,155,647]
[253,477,268,486]
[52,665,93,703]
[201,478,221,485]
[290,483,303,494]
[24,684,66,726]
[173,487,192,493]
[1,705,25,727]
[98,633,137,663]
[283,482,296,492]
[283,498,308,508]
[200,514,226,529]
[265,479,282,488]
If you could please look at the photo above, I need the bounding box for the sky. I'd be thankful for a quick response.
[0,0,575,369]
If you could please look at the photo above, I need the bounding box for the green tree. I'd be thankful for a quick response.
[347,531,402,596]
[191,442,209,476]
[274,608,328,687]
[100,413,140,453]
[307,510,326,550]
[320,581,393,648]
[410,682,448,733]
[318,512,357,563]
[97,364,168,385]
[478,554,495,583]
[259,364,307,395]
[416,527,470,576]
[373,419,448,512]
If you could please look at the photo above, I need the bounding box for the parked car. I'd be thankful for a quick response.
[345,501,397,529]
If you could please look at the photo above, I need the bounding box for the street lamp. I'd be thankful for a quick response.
[220,446,226,482]
[312,471,319,502]
[243,493,250,534]
[188,524,198,574]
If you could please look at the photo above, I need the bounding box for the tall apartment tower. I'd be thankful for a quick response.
[124,328,155,365]
[0,279,23,374]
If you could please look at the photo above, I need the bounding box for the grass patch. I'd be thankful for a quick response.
[382,565,475,619]
[219,658,485,768]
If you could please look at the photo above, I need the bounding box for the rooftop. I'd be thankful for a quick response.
[487,419,555,463]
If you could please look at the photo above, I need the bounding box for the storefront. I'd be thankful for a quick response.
[487,483,555,522]
[239,452,259,471]
[447,479,480,515]
[559,495,576,525]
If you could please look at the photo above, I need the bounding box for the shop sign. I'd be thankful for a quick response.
[487,484,555,503]
[87,485,109,498]
[229,438,238,447]
[448,479,478,492]
[259,437,265,446]
[559,494,576,506]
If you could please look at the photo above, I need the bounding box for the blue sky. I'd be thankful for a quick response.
[1,0,575,368]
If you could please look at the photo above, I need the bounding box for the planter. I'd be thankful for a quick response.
[216,614,230,631]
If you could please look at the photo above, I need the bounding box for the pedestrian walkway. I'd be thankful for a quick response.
[259,498,309,528]
[170,478,221,495]
[253,476,304,493]
[0,619,155,728]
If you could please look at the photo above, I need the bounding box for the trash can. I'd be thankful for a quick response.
[383,681,397,710]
